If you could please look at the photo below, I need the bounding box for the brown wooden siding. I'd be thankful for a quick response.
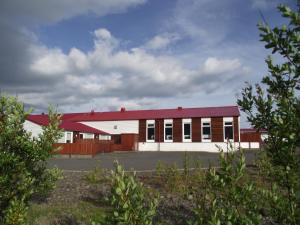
[233,116,239,142]
[155,119,164,142]
[211,117,223,142]
[139,120,146,142]
[192,118,201,142]
[173,118,182,142]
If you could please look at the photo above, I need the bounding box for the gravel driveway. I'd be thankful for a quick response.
[48,150,258,171]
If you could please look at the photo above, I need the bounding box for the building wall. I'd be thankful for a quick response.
[80,120,139,134]
[24,120,43,138]
[138,142,240,152]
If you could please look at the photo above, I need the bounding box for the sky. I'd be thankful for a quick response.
[0,0,295,127]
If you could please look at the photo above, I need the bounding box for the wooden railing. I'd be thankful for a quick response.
[53,134,139,156]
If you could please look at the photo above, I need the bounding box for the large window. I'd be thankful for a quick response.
[147,120,155,142]
[164,119,173,142]
[224,117,234,141]
[201,118,211,142]
[182,119,191,142]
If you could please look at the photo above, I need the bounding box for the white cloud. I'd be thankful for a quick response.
[144,33,180,50]
[202,57,241,75]
[0,0,147,25]
[16,27,249,111]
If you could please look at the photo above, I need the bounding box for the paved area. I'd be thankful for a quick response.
[48,150,259,171]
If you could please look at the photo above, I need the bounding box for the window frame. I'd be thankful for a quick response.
[201,118,211,142]
[65,131,73,143]
[146,120,155,142]
[182,118,192,142]
[164,119,173,142]
[223,117,234,142]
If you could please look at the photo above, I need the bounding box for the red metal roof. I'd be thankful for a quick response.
[70,106,240,122]
[27,115,109,135]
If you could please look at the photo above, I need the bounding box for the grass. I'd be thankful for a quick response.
[28,200,107,225]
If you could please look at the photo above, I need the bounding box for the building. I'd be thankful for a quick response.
[24,105,252,152]
[69,105,240,152]
[25,114,110,143]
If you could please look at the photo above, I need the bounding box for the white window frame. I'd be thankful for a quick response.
[99,135,111,140]
[146,120,155,142]
[65,131,73,143]
[182,118,192,142]
[201,118,211,142]
[223,117,234,142]
[164,119,173,142]
[80,132,95,139]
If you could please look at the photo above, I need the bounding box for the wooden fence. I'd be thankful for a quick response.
[240,132,262,142]
[53,133,139,156]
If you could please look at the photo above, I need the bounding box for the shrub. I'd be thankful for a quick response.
[105,161,159,225]
[0,95,62,225]
[190,145,262,225]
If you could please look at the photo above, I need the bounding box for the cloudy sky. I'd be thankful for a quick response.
[0,0,295,127]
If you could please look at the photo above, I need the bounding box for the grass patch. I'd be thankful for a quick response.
[27,201,107,225]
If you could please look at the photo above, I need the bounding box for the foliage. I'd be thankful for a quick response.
[238,1,300,224]
[190,145,262,225]
[104,161,159,225]
[0,95,62,225]
[85,166,109,185]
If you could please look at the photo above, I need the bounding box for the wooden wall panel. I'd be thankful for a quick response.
[155,119,164,142]
[139,120,146,142]
[192,118,201,142]
[173,118,182,142]
[233,116,239,142]
[212,117,223,142]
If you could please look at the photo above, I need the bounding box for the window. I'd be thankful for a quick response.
[164,119,173,142]
[80,133,94,139]
[66,132,72,143]
[182,119,191,142]
[202,118,211,142]
[147,120,155,142]
[224,119,234,141]
[99,135,111,140]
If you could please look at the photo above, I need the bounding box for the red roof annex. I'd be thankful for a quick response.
[27,115,109,135]
[69,106,240,122]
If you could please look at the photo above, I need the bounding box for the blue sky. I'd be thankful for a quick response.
[0,0,295,127]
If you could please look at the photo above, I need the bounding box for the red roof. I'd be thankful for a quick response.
[70,106,240,122]
[27,115,109,135]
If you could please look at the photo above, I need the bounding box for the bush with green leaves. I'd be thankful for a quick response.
[0,95,62,225]
[105,161,159,225]
[238,1,300,223]
[190,145,262,225]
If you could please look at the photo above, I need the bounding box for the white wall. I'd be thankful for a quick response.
[24,120,43,138]
[138,142,241,152]
[80,120,139,134]
[240,142,260,149]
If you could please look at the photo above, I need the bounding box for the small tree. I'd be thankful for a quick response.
[238,1,300,224]
[0,95,62,225]
[104,161,159,225]
[190,146,262,225]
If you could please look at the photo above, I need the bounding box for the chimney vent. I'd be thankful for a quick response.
[177,106,183,110]
[91,110,95,115]
[120,107,126,112]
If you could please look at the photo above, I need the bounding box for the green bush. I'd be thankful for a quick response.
[104,161,159,225]
[0,95,62,225]
[190,145,262,225]
[238,1,300,224]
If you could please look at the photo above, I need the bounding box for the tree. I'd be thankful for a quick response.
[238,1,300,223]
[0,95,62,225]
